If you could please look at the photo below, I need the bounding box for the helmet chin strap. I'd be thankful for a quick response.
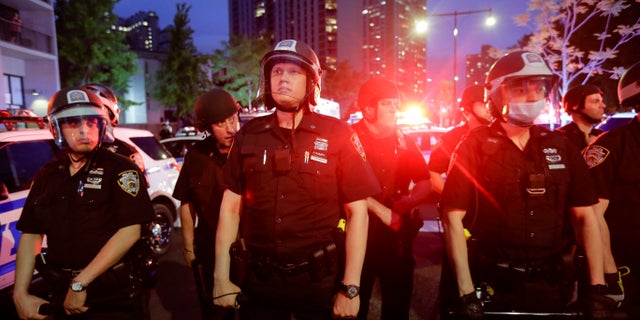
[273,82,315,113]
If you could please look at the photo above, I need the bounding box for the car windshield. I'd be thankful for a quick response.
[129,136,173,160]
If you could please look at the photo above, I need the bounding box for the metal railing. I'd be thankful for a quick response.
[0,17,53,54]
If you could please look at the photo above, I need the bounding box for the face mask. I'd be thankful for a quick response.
[506,99,546,127]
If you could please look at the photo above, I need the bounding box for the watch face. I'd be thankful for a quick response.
[347,286,358,298]
[71,281,84,292]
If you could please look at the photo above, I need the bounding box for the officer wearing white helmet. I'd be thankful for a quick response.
[439,51,615,318]
[13,87,154,319]
[212,40,379,319]
[82,83,146,176]
[584,61,640,318]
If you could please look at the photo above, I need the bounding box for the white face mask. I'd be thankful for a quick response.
[506,99,546,127]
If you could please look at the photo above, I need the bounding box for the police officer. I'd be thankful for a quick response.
[428,84,492,194]
[212,39,379,319]
[173,88,239,320]
[584,61,640,318]
[12,87,154,319]
[556,84,606,152]
[352,78,430,319]
[82,83,146,175]
[440,51,613,318]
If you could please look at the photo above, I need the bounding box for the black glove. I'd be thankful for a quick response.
[457,292,483,319]
[585,284,617,320]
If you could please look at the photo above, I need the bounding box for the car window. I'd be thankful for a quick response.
[0,140,59,193]
[129,136,173,160]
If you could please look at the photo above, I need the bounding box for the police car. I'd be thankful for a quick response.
[0,116,180,307]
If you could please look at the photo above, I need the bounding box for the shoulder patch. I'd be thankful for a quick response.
[351,133,367,161]
[117,170,141,196]
[583,145,610,168]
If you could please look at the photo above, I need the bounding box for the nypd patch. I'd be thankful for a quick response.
[117,170,140,196]
[584,145,610,168]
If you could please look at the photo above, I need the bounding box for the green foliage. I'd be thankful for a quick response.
[54,0,137,108]
[153,3,210,119]
[209,35,271,109]
[322,61,365,119]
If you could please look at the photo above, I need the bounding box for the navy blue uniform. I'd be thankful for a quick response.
[172,136,229,319]
[556,121,602,152]
[352,121,429,320]
[222,111,379,318]
[17,147,154,319]
[428,123,469,175]
[584,116,640,318]
[440,122,598,314]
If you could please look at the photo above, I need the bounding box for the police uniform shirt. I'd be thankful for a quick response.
[172,135,226,236]
[428,123,470,174]
[352,121,429,242]
[222,111,380,258]
[441,122,598,260]
[556,121,602,152]
[103,138,146,174]
[584,116,640,259]
[17,148,154,269]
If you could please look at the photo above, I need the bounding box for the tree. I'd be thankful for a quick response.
[209,35,271,110]
[153,3,211,118]
[514,0,640,95]
[54,0,137,100]
[322,60,365,119]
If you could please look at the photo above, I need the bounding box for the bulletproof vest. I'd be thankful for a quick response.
[466,126,570,262]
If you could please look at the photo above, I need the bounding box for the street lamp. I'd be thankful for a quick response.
[417,9,495,109]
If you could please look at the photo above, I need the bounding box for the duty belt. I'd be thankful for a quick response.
[250,243,337,279]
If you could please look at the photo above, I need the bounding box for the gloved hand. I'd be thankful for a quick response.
[604,267,628,307]
[585,284,617,319]
[457,292,483,319]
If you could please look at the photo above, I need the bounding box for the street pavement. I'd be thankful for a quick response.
[150,202,444,320]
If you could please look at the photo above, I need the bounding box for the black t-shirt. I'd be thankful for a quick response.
[172,136,226,238]
[18,148,154,269]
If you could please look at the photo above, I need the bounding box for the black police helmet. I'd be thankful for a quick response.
[194,88,240,132]
[563,84,603,114]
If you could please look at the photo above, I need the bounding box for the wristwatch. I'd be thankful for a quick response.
[339,282,360,299]
[70,280,86,292]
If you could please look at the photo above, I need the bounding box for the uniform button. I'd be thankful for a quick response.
[275,217,282,223]
[279,194,285,200]
[529,211,534,216]
[316,170,320,175]
[530,232,535,238]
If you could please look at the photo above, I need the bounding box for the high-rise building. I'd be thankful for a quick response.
[361,0,426,100]
[465,45,496,87]
[116,11,169,53]
[229,0,338,71]
[229,0,427,101]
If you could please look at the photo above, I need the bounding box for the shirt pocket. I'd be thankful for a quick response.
[299,161,338,201]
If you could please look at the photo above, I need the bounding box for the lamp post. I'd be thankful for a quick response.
[417,8,495,111]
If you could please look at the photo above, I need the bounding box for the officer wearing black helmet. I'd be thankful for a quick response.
[172,88,239,320]
[440,51,614,318]
[13,87,154,319]
[212,39,379,319]
[556,84,606,152]
[351,78,430,320]
[584,61,640,318]
[429,84,492,194]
